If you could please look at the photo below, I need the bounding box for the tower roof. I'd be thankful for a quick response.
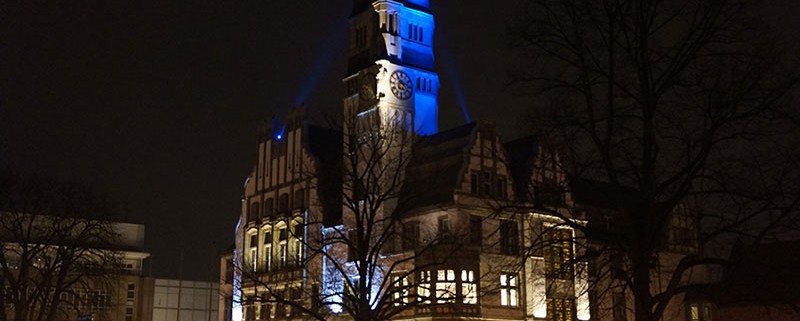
[351,0,432,16]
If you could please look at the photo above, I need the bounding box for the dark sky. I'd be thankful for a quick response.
[3,1,798,281]
[1,1,531,280]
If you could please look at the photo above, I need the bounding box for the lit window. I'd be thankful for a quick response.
[688,303,713,321]
[263,231,272,271]
[545,228,574,279]
[436,269,456,303]
[461,270,477,304]
[293,224,303,265]
[500,273,517,306]
[547,298,575,321]
[418,271,431,304]
[278,227,287,268]
[392,275,409,306]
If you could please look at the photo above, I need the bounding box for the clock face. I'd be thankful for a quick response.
[389,71,413,100]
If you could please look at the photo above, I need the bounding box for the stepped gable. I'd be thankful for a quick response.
[398,122,477,213]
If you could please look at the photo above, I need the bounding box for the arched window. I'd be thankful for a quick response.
[250,202,260,220]
[279,194,289,213]
[264,198,274,218]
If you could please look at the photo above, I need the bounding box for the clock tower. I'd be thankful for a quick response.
[343,0,439,136]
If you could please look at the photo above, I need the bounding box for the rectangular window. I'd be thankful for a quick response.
[481,171,492,196]
[293,239,302,266]
[264,243,272,271]
[687,303,713,321]
[545,228,574,279]
[127,283,135,300]
[438,216,451,238]
[392,275,409,306]
[496,177,507,199]
[403,222,419,250]
[612,292,626,321]
[547,298,575,321]
[500,220,519,255]
[279,242,287,268]
[469,216,482,246]
[250,247,258,271]
[461,270,477,304]
[435,269,456,303]
[670,206,697,252]
[293,224,303,239]
[250,202,260,219]
[260,303,270,319]
[125,306,134,321]
[499,273,518,306]
[418,271,431,304]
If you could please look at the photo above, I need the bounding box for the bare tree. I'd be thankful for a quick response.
[508,0,800,320]
[232,109,484,321]
[0,171,121,321]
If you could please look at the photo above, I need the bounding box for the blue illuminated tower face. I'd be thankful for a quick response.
[344,0,440,135]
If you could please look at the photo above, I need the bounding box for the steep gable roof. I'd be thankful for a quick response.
[397,123,477,213]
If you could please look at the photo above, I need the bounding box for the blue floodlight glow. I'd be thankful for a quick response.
[414,95,438,135]
[438,31,472,124]
[406,0,430,8]
[273,119,286,141]
[292,26,347,106]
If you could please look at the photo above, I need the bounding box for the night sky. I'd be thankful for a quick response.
[1,1,533,280]
[3,1,798,281]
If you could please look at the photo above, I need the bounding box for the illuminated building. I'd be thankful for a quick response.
[0,216,151,321]
[228,2,594,321]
